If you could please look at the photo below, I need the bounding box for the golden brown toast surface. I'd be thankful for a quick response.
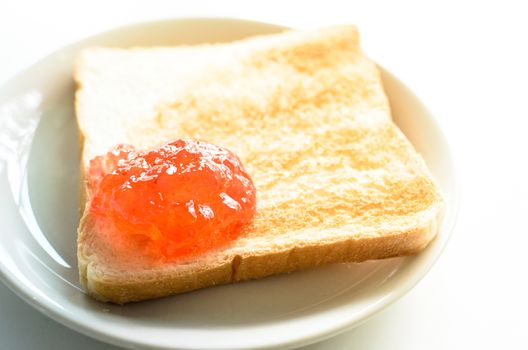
[75,26,443,303]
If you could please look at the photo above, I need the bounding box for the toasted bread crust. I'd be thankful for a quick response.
[75,25,444,304]
[80,205,442,304]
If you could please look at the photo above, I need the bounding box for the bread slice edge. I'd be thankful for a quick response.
[78,202,444,304]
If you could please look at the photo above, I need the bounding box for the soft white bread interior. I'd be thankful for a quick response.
[75,25,444,304]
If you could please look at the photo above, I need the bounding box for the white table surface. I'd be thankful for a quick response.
[1,1,527,349]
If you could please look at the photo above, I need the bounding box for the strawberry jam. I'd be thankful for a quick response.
[88,140,256,261]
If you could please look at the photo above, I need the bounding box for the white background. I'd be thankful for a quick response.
[1,1,527,349]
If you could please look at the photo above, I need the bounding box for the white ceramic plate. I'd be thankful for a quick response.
[0,18,457,350]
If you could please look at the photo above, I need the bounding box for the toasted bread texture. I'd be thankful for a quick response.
[75,25,444,304]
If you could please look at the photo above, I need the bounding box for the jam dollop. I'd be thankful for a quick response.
[88,139,257,261]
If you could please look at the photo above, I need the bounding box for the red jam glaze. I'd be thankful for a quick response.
[88,140,257,261]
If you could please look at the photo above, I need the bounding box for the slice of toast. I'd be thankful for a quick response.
[75,26,444,304]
